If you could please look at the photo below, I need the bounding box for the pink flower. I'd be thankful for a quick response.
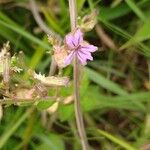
[64,29,97,66]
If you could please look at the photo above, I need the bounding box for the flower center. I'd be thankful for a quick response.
[74,45,81,51]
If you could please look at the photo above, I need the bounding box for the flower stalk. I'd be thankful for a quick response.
[68,0,89,150]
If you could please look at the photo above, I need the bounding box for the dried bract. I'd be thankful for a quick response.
[79,9,98,32]
[0,42,10,74]
[34,83,48,97]
[14,88,35,99]
[0,41,10,59]
[63,95,74,105]
[47,34,60,46]
[3,53,10,84]
[47,102,59,114]
[53,45,68,68]
[34,72,69,87]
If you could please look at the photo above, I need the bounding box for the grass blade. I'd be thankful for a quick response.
[0,108,34,149]
[0,20,50,50]
[95,129,136,150]
[85,67,127,96]
[125,0,146,22]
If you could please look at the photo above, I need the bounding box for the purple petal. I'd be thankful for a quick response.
[65,29,83,49]
[77,52,87,65]
[78,49,93,60]
[64,51,75,66]
[73,29,83,46]
[81,44,98,52]
[65,33,76,49]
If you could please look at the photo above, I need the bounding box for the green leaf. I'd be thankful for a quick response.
[29,36,49,70]
[0,108,33,149]
[36,133,65,150]
[99,1,147,21]
[82,86,149,112]
[58,104,74,122]
[77,0,86,12]
[41,8,64,35]
[100,19,150,57]
[125,0,146,22]
[80,69,90,96]
[85,67,127,96]
[36,100,54,110]
[58,86,149,121]
[82,86,104,111]
[121,20,150,49]
[99,3,131,20]
[95,129,136,150]
[0,19,50,50]
[0,24,28,51]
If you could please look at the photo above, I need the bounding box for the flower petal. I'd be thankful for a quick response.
[81,44,98,52]
[65,33,75,49]
[64,51,75,66]
[73,29,83,46]
[65,29,83,49]
[78,49,93,60]
[77,52,87,65]
[79,48,93,60]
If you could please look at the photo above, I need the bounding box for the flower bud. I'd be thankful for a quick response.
[79,9,98,32]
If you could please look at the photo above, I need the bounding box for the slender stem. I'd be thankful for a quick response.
[29,0,62,76]
[0,96,59,105]
[49,57,57,76]
[68,0,89,150]
[29,0,61,40]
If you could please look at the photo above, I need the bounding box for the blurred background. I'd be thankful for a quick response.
[0,0,150,149]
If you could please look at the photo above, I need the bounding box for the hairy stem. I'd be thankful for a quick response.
[68,0,89,150]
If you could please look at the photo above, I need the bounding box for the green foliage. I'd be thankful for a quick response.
[36,134,65,150]
[85,67,127,95]
[95,129,136,150]
[121,20,150,49]
[125,0,146,22]
[0,0,150,149]
[36,101,54,110]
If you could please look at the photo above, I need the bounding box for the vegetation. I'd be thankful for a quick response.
[0,0,150,149]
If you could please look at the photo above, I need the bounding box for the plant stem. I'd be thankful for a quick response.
[68,0,89,150]
[0,96,58,105]
[29,0,62,76]
[29,0,61,40]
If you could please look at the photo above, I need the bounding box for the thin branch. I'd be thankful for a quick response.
[0,96,60,105]
[49,57,57,76]
[29,0,61,40]
[95,24,118,51]
[68,0,89,150]
[29,0,62,76]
